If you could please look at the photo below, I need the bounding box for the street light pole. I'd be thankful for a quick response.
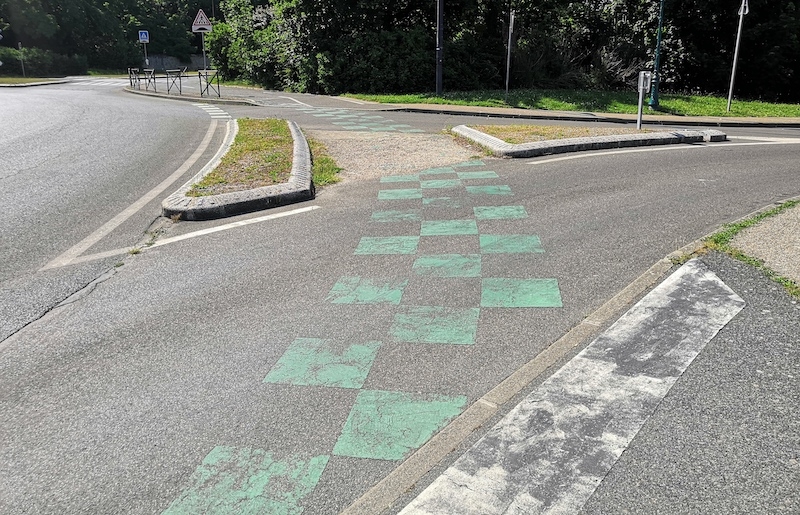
[727,0,749,112]
[648,0,665,109]
[436,0,443,95]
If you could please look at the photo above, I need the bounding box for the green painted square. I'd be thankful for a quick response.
[480,234,544,254]
[454,160,485,167]
[163,446,328,515]
[391,306,480,345]
[264,337,381,388]
[457,171,499,180]
[380,175,419,183]
[474,206,529,220]
[355,236,419,255]
[422,197,461,208]
[327,276,407,305]
[344,125,370,130]
[466,185,513,195]
[419,167,456,175]
[371,210,422,222]
[481,278,563,308]
[378,189,423,200]
[333,390,467,460]
[420,179,462,189]
[421,220,479,236]
[413,254,481,278]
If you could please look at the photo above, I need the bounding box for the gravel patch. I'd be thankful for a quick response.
[730,203,800,284]
[305,130,479,181]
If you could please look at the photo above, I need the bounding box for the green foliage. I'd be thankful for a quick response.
[0,45,87,75]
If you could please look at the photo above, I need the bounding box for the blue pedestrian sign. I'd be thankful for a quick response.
[138,30,149,44]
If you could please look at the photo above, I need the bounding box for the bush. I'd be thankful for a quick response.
[0,46,87,76]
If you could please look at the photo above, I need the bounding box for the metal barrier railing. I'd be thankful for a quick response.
[128,68,140,90]
[165,68,183,94]
[143,69,157,92]
[199,69,220,98]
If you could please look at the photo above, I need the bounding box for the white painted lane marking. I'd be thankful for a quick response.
[41,121,221,270]
[337,97,366,105]
[527,139,800,165]
[401,259,745,515]
[63,206,321,267]
[279,96,313,108]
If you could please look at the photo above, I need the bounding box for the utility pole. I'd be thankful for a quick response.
[435,0,443,95]
[648,0,665,109]
[505,10,515,103]
[18,42,25,78]
[727,0,749,112]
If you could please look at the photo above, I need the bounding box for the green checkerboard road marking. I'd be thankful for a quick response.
[333,390,467,460]
[454,160,485,167]
[413,254,481,278]
[481,278,563,308]
[480,234,544,253]
[420,179,462,189]
[421,220,479,236]
[162,447,328,515]
[423,197,461,208]
[456,171,499,180]
[327,276,407,304]
[401,129,426,133]
[344,126,370,130]
[391,306,480,344]
[371,210,422,222]
[380,175,419,183]
[378,188,423,200]
[466,185,513,195]
[419,167,456,175]
[264,338,381,388]
[355,236,420,255]
[474,205,529,220]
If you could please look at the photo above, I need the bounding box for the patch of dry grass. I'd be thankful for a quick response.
[468,124,650,144]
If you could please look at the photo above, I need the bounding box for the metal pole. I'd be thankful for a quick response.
[435,0,443,95]
[648,0,665,109]
[143,42,149,67]
[18,42,25,78]
[505,10,515,103]
[727,1,747,112]
[202,32,207,70]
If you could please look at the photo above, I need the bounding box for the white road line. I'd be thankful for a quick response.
[41,121,221,270]
[337,97,366,105]
[401,259,745,515]
[527,139,800,165]
[279,96,313,107]
[65,206,321,266]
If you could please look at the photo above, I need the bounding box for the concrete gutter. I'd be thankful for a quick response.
[451,125,728,158]
[162,120,314,221]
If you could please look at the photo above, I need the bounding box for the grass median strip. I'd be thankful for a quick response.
[471,124,650,144]
[187,118,341,197]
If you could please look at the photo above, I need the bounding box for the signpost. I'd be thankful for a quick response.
[192,9,213,70]
[637,71,652,130]
[727,0,749,112]
[505,10,515,103]
[138,30,150,66]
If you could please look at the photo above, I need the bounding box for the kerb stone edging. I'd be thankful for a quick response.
[162,120,315,221]
[452,125,727,158]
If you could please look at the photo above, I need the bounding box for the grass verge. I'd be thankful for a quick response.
[0,77,60,84]
[703,200,800,298]
[472,124,650,144]
[307,136,342,186]
[188,118,293,197]
[346,89,800,118]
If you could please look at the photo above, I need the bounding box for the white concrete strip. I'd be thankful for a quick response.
[279,96,314,108]
[527,139,800,165]
[40,121,220,270]
[400,259,745,515]
[62,205,321,266]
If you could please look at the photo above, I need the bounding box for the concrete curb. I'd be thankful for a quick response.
[124,86,258,106]
[451,125,727,158]
[0,79,71,88]
[161,120,315,221]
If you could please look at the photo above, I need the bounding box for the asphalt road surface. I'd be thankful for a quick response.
[1,83,798,514]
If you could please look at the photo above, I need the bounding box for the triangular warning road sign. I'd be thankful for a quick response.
[192,9,213,32]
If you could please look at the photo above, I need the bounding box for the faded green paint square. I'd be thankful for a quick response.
[481,278,563,308]
[454,160,485,167]
[333,390,467,460]
[466,185,513,195]
[420,179,462,189]
[378,188,423,200]
[474,206,529,220]
[413,254,481,278]
[391,306,480,345]
[422,197,461,208]
[264,337,381,388]
[371,210,422,222]
[457,171,499,180]
[163,446,328,515]
[419,167,456,175]
[380,175,419,183]
[421,220,479,236]
[480,234,544,254]
[355,236,419,255]
[327,276,407,305]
